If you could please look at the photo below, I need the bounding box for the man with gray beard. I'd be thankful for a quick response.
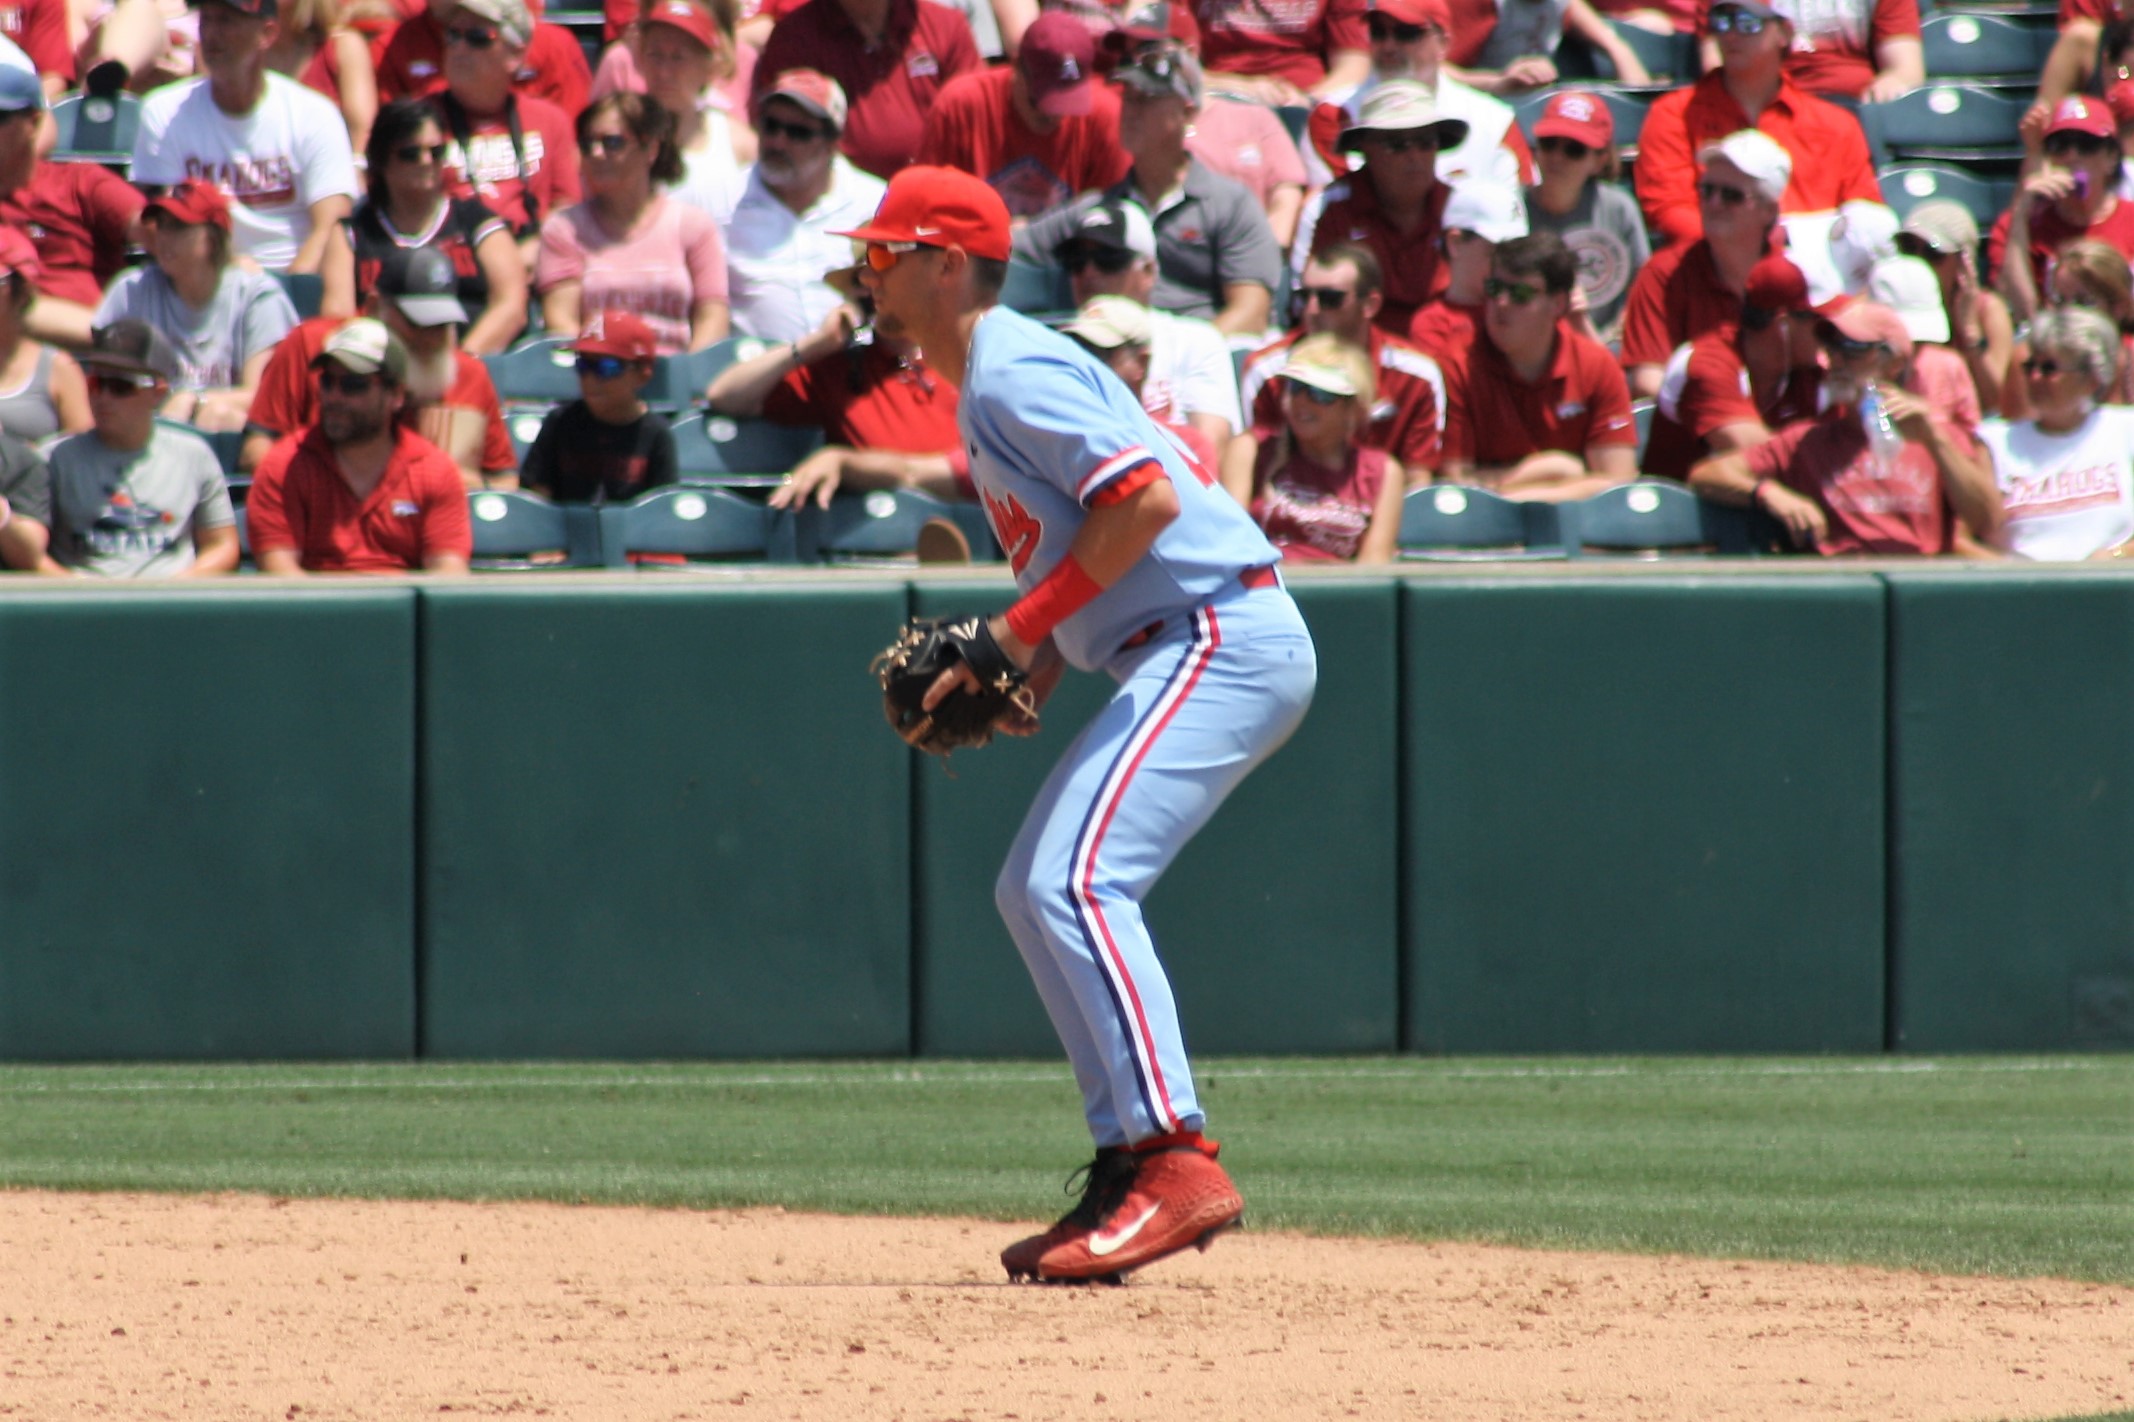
[240,247,517,488]
[720,70,888,343]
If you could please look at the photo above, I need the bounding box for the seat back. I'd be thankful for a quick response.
[655,336,761,410]
[49,92,141,165]
[274,272,324,321]
[1632,398,1656,469]
[1876,163,2010,225]
[1919,13,2056,83]
[795,488,961,563]
[1860,85,2027,166]
[468,490,602,568]
[597,486,786,564]
[1398,484,1567,559]
[482,337,585,406]
[1563,479,1764,556]
[1594,21,1696,85]
[670,411,824,486]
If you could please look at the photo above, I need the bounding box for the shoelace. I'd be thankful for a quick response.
[1056,1148,1136,1229]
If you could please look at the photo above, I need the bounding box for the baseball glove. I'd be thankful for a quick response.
[871,614,1034,757]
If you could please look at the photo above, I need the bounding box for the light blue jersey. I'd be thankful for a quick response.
[960,307,1279,672]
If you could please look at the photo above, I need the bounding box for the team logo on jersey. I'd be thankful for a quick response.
[908,50,939,78]
[982,487,1043,574]
[391,500,421,517]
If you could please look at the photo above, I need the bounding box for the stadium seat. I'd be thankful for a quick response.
[1859,85,2027,168]
[1562,479,1770,556]
[1876,163,2011,225]
[1001,258,1073,317]
[795,487,966,564]
[507,409,544,465]
[484,337,586,405]
[1276,104,1311,147]
[656,336,766,411]
[1918,13,2056,86]
[670,411,823,486]
[1514,87,1650,159]
[1397,484,1569,561]
[467,489,602,569]
[48,92,140,166]
[597,486,793,565]
[1590,20,1697,85]
[275,272,323,321]
[1632,398,1655,468]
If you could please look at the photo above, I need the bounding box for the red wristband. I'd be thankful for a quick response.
[1005,553,1103,646]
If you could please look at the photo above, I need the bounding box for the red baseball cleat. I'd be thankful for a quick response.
[1001,1147,1137,1281]
[1033,1134,1243,1283]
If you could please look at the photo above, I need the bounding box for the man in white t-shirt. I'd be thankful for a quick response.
[132,0,359,275]
[1052,199,1242,447]
[723,70,888,343]
[1310,0,1530,190]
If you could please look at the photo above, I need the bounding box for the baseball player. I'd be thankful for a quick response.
[837,168,1318,1283]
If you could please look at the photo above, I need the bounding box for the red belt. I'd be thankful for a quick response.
[1120,565,1279,651]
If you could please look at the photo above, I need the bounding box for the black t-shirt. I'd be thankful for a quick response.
[522,401,677,504]
[345,196,510,322]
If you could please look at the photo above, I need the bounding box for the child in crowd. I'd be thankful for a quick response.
[519,311,677,503]
[1521,90,1648,348]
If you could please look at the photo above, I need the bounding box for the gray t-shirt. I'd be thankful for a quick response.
[0,428,49,528]
[1524,179,1651,344]
[92,266,299,392]
[46,423,234,577]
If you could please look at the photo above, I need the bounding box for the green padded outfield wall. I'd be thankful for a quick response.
[417,582,911,1058]
[1402,576,1886,1053]
[910,577,1399,1057]
[0,588,417,1059]
[1887,573,2134,1050]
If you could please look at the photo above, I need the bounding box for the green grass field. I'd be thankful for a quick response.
[1,1056,2127,1285]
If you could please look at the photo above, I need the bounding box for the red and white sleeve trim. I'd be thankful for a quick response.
[1076,445,1158,505]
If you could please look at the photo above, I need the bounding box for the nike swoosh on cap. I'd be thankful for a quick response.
[915,226,942,235]
[1086,1201,1162,1257]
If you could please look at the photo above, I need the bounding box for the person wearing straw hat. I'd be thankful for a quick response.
[1295,78,1469,335]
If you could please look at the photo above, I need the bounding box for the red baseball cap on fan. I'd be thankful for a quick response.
[833,165,1013,261]
[145,178,232,233]
[1743,253,1809,312]
[642,0,720,52]
[570,310,658,360]
[1534,89,1613,148]
[1368,0,1452,31]
[1019,12,1099,117]
[2046,95,2115,140]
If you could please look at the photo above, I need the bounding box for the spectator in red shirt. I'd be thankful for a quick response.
[0,66,145,346]
[1241,242,1445,475]
[1405,175,1526,369]
[919,12,1130,220]
[1690,300,2002,554]
[1767,0,1924,103]
[751,0,982,180]
[1621,127,1789,397]
[1301,79,1468,336]
[1635,0,1880,247]
[374,0,591,117]
[1440,231,1638,500]
[1991,97,2134,323]
[428,0,583,265]
[1641,251,1823,483]
[247,318,474,575]
[1192,0,1370,105]
[1,0,73,98]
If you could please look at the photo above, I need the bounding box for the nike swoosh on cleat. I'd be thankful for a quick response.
[1086,1202,1162,1257]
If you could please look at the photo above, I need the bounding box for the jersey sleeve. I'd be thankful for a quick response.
[1581,350,1638,449]
[246,328,315,439]
[421,455,474,559]
[241,280,302,370]
[975,348,1166,506]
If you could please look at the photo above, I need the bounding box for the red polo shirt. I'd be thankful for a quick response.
[918,66,1131,220]
[1746,411,1954,555]
[1240,324,1444,472]
[1308,176,1451,336]
[0,162,147,308]
[1985,199,2134,292]
[1635,71,1883,246]
[1619,239,1742,371]
[1193,0,1370,91]
[247,316,516,477]
[1407,295,1484,369]
[1442,323,1638,468]
[1640,329,1824,483]
[435,92,582,236]
[247,425,474,573]
[762,340,961,453]
[752,0,982,181]
[373,13,593,117]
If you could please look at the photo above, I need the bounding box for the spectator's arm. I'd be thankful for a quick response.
[461,225,530,356]
[333,29,379,157]
[706,301,858,414]
[1705,418,1775,454]
[49,352,91,434]
[290,195,354,277]
[181,521,240,576]
[2035,20,2102,113]
[1264,182,1305,250]
[1881,386,2005,546]
[1311,49,1372,99]
[318,220,357,318]
[257,547,308,575]
[424,549,471,575]
[1355,454,1406,563]
[1212,281,1273,338]
[766,446,962,508]
[1996,179,2050,322]
[1690,445,1827,548]
[25,295,95,351]
[1568,0,1652,85]
[1863,35,1925,105]
[540,278,584,345]
[1629,363,1664,400]
[992,0,1038,53]
[688,297,731,351]
[0,505,54,571]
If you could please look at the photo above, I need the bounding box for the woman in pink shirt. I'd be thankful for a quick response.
[537,93,731,354]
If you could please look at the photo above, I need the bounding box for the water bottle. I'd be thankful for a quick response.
[1859,382,1903,475]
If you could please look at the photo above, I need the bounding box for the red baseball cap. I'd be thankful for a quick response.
[1368,0,1452,31]
[145,178,232,233]
[1743,253,1809,313]
[1533,89,1613,147]
[2107,79,2134,127]
[756,68,848,132]
[1818,297,1913,362]
[833,165,1013,262]
[0,225,41,288]
[2047,95,2115,140]
[642,0,720,52]
[1019,12,1099,117]
[570,309,658,360]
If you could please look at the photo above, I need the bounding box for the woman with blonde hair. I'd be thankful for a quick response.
[1220,333,1407,564]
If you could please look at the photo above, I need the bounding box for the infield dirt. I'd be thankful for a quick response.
[2,1189,2127,1421]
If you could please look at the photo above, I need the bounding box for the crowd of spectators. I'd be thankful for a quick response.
[8,0,2134,578]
